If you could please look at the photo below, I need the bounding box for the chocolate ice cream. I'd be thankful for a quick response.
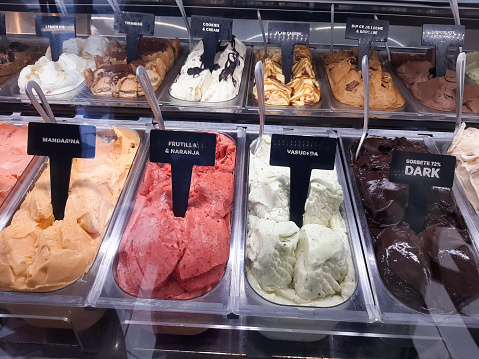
[0,42,39,84]
[392,52,479,112]
[351,136,479,314]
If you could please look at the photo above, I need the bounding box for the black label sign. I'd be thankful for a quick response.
[390,151,456,232]
[191,16,233,71]
[27,122,96,220]
[117,11,155,63]
[345,18,389,63]
[150,130,216,218]
[422,24,465,77]
[35,16,76,62]
[268,22,310,83]
[27,123,96,158]
[0,13,6,36]
[270,134,336,227]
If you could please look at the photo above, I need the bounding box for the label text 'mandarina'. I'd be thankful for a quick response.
[42,137,80,144]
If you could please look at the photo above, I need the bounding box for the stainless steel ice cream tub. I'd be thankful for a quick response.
[319,47,411,117]
[157,41,252,111]
[245,46,332,118]
[88,123,246,323]
[234,125,375,338]
[340,127,479,327]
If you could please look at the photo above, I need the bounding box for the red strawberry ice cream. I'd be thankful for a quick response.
[115,133,236,299]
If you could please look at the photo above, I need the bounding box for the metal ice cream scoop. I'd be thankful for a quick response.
[354,55,370,162]
[250,61,265,155]
[454,52,466,137]
[136,65,165,130]
[25,80,56,123]
[175,0,193,51]
[257,10,267,61]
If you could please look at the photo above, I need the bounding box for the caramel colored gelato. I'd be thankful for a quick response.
[253,46,321,106]
[322,48,404,109]
[0,127,139,292]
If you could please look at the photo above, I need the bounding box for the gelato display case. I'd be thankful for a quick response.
[2,0,479,358]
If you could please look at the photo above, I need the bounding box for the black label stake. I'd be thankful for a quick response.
[422,24,465,77]
[35,16,76,62]
[191,16,233,71]
[345,17,389,64]
[268,22,309,83]
[117,11,155,63]
[0,13,6,51]
[27,123,96,220]
[170,162,195,218]
[389,151,456,233]
[270,134,336,227]
[289,161,313,227]
[49,154,73,220]
[0,13,6,36]
[150,130,216,217]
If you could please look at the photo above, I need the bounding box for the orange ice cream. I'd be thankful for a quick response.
[0,127,139,291]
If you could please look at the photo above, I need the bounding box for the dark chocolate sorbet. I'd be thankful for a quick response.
[376,226,430,312]
[351,136,479,314]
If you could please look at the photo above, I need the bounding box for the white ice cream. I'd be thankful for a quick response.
[82,35,109,58]
[246,135,356,306]
[169,38,246,102]
[62,37,85,56]
[248,219,300,292]
[294,224,348,300]
[18,35,109,95]
[18,54,86,95]
[169,68,213,101]
[304,174,344,228]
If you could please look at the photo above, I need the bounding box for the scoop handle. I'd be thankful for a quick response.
[454,52,466,137]
[255,61,265,138]
[257,10,267,60]
[252,61,265,155]
[136,66,165,130]
[355,55,369,162]
[25,80,56,123]
[175,0,193,51]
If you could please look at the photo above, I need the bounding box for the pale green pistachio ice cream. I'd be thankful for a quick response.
[466,52,479,84]
[246,135,356,306]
